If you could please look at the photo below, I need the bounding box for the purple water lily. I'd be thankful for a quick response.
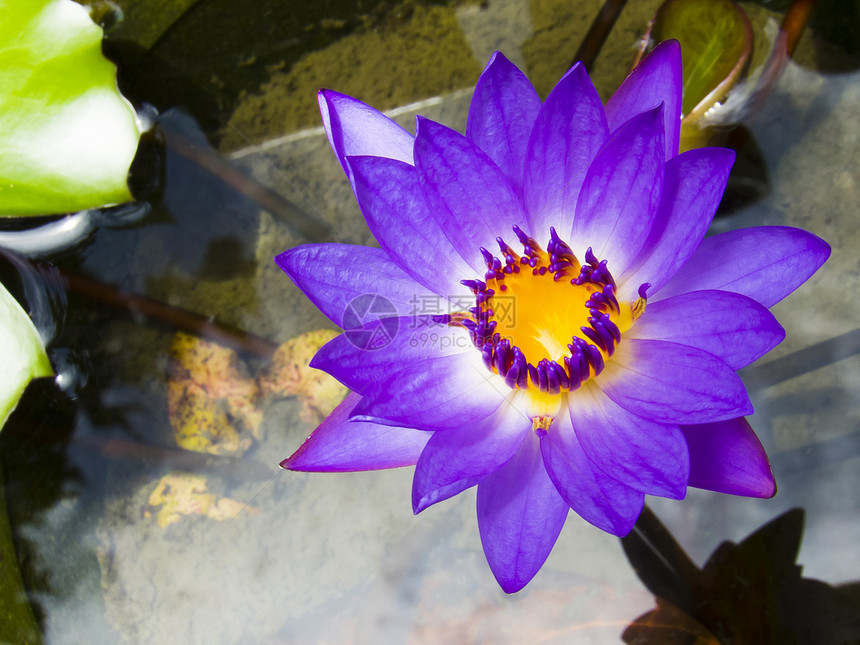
[276,41,829,593]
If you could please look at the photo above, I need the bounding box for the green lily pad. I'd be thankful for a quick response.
[649,0,752,119]
[0,458,44,645]
[0,0,140,217]
[0,282,52,430]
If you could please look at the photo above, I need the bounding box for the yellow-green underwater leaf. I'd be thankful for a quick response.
[0,0,140,217]
[0,282,52,429]
[649,0,752,119]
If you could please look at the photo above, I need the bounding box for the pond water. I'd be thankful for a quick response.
[2,0,860,643]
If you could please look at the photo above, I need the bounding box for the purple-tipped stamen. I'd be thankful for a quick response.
[527,362,539,385]
[580,325,607,351]
[585,344,605,375]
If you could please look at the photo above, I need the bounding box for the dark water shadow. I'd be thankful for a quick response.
[622,506,860,644]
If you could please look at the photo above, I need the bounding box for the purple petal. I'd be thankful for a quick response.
[522,62,608,242]
[601,338,754,424]
[568,384,689,499]
[618,147,735,301]
[412,402,529,513]
[477,433,569,593]
[348,155,478,291]
[310,318,472,393]
[275,244,437,326]
[628,289,785,370]
[349,350,509,430]
[682,417,776,498]
[605,40,682,160]
[318,89,414,177]
[414,117,528,266]
[281,392,431,472]
[541,413,644,535]
[571,106,665,277]
[467,52,542,196]
[653,226,831,307]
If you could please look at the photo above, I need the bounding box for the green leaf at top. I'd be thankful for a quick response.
[0,0,140,217]
[651,0,752,118]
[1,282,52,430]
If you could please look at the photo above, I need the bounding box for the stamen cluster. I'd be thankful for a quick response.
[455,227,646,394]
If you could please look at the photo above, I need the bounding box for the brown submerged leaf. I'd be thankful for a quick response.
[623,598,723,645]
[622,507,860,644]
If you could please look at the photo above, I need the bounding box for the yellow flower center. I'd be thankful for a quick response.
[457,226,646,407]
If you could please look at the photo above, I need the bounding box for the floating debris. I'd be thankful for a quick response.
[167,332,263,456]
[259,329,347,423]
[146,473,258,528]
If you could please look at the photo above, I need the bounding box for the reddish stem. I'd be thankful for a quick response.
[161,124,333,242]
[574,0,630,71]
[62,270,278,358]
[748,0,819,117]
[783,0,818,57]
[74,435,275,481]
